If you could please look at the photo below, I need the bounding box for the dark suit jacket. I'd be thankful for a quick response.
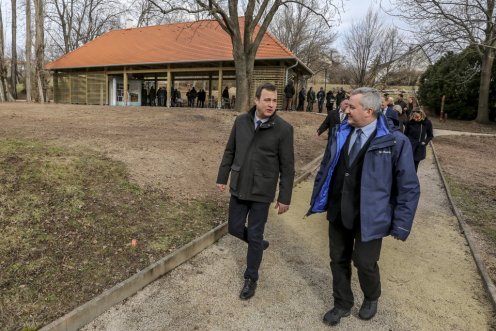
[217,107,295,204]
[317,110,340,136]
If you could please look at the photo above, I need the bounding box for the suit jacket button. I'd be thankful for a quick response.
[345,172,349,176]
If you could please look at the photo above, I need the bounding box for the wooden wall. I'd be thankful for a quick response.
[54,72,107,105]
[251,66,286,110]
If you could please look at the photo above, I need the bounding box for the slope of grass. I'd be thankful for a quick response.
[0,138,225,330]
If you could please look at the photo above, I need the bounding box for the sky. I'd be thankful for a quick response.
[336,0,408,46]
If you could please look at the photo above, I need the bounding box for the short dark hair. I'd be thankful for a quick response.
[398,93,403,98]
[255,82,277,99]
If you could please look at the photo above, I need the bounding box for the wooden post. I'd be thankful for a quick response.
[440,95,445,122]
[69,73,72,104]
[208,73,213,108]
[167,68,172,107]
[218,68,223,109]
[123,68,128,106]
[105,73,109,105]
[85,70,88,105]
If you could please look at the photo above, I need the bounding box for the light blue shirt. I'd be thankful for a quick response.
[254,114,269,129]
[348,119,377,153]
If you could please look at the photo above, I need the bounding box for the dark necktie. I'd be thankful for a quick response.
[256,120,262,129]
[348,128,363,165]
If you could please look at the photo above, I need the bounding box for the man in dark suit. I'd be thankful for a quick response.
[308,87,420,326]
[216,82,295,300]
[317,99,350,139]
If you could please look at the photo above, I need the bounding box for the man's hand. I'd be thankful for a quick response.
[275,202,289,215]
[216,183,227,192]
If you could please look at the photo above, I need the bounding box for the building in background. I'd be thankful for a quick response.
[46,19,312,109]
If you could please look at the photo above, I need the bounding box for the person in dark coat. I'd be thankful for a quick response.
[306,87,316,112]
[317,87,326,113]
[335,88,346,108]
[149,86,156,106]
[406,96,418,118]
[308,87,420,326]
[141,85,148,106]
[284,80,296,111]
[188,87,197,107]
[404,109,434,172]
[326,90,335,113]
[317,108,340,139]
[394,94,408,115]
[216,82,295,301]
[197,89,206,108]
[393,104,408,132]
[157,87,166,106]
[222,86,230,109]
[297,87,306,111]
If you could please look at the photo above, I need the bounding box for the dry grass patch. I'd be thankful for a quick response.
[0,138,225,330]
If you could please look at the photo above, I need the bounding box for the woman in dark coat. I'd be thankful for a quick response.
[404,109,434,172]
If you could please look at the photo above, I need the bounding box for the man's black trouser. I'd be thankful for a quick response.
[228,195,270,281]
[328,218,382,310]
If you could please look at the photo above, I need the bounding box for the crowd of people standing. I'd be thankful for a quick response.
[140,85,210,108]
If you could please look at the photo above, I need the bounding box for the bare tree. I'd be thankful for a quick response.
[34,0,45,102]
[0,5,14,101]
[25,0,32,102]
[11,0,17,99]
[387,0,495,123]
[149,0,342,112]
[344,8,384,87]
[45,0,125,56]
[130,0,192,27]
[376,26,405,87]
[270,1,337,74]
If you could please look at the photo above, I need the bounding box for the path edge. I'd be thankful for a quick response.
[40,153,324,331]
[430,141,496,311]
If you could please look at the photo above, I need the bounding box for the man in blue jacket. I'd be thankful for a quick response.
[308,87,420,326]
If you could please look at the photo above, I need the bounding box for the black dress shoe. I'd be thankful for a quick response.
[263,240,269,250]
[358,299,378,320]
[323,307,351,326]
[239,278,257,300]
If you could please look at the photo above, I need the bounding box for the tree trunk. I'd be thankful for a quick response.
[476,47,494,123]
[233,50,256,112]
[34,0,45,103]
[11,0,17,99]
[25,0,32,102]
[0,4,14,101]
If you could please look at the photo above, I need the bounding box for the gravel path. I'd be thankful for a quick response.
[434,128,496,137]
[83,148,493,330]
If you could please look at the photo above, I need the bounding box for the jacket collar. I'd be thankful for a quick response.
[249,106,277,129]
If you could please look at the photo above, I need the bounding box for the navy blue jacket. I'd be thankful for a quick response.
[308,114,420,242]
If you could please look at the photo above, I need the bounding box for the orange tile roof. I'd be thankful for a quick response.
[46,19,299,70]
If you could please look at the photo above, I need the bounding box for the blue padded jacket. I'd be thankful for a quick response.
[308,114,420,242]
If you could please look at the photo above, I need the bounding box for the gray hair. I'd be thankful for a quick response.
[393,104,403,114]
[350,87,382,117]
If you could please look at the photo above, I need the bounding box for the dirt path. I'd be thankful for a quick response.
[83,148,493,330]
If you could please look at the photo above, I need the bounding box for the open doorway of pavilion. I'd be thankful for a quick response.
[108,71,236,108]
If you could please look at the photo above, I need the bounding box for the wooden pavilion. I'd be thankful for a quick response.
[46,19,313,109]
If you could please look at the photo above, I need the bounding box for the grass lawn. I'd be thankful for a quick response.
[434,136,496,283]
[430,116,496,134]
[0,138,225,330]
